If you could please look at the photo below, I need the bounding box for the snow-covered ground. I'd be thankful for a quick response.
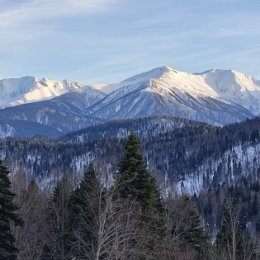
[176,142,260,195]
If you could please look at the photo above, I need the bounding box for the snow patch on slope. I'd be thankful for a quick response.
[176,142,260,195]
[0,124,15,138]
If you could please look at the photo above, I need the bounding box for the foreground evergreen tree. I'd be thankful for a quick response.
[178,196,209,257]
[163,195,209,259]
[0,160,22,260]
[117,132,162,213]
[116,133,165,258]
[68,163,102,257]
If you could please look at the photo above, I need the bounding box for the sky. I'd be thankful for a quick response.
[0,0,260,84]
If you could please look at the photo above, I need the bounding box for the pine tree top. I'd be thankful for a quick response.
[116,132,163,214]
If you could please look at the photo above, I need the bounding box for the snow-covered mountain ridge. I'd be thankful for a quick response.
[85,67,259,125]
[102,67,260,111]
[0,67,259,136]
[1,67,259,114]
[200,69,260,114]
[0,76,84,108]
[100,67,260,114]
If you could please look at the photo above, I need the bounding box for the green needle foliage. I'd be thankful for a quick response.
[68,163,102,257]
[117,132,163,214]
[0,160,22,260]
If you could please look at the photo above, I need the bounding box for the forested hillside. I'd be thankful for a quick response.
[1,133,260,259]
[0,117,259,192]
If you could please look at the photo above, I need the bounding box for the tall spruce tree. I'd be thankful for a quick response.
[117,132,162,214]
[164,195,209,259]
[0,160,22,260]
[178,196,209,256]
[69,163,102,257]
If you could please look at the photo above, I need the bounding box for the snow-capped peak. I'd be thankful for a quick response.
[99,66,260,115]
[122,66,173,83]
[0,76,85,108]
[83,66,259,126]
[200,69,260,114]
[100,66,178,94]
[103,66,220,100]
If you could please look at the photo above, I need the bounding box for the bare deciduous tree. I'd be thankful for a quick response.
[72,183,148,260]
[14,180,49,260]
[44,178,72,260]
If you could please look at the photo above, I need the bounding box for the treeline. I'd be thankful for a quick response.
[1,133,260,259]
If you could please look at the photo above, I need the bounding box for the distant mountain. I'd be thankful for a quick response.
[0,87,106,138]
[0,76,83,108]
[87,67,259,125]
[0,67,259,138]
[199,69,260,115]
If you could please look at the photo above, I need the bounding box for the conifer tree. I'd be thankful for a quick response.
[179,196,209,255]
[0,160,22,260]
[116,132,162,213]
[165,195,209,258]
[69,163,102,257]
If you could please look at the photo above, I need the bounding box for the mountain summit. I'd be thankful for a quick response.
[85,66,259,125]
[102,67,260,115]
[0,76,83,108]
[200,69,260,114]
[0,67,259,138]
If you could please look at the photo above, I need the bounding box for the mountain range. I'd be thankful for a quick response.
[0,66,259,138]
[0,67,260,200]
[1,67,259,241]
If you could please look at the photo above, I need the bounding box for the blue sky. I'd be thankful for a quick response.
[0,0,259,83]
